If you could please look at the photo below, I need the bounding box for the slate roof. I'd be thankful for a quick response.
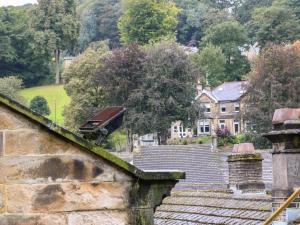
[196,81,248,102]
[133,145,273,190]
[155,190,272,225]
[134,145,227,190]
[0,93,184,181]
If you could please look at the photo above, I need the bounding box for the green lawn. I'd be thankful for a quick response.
[19,85,70,125]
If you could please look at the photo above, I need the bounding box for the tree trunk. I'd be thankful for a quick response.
[55,49,60,84]
[126,128,133,152]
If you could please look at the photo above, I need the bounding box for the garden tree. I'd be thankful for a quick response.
[76,0,121,52]
[252,0,300,48]
[244,44,300,133]
[202,20,250,81]
[0,6,51,86]
[0,76,23,102]
[194,43,226,87]
[127,41,200,143]
[118,0,179,45]
[96,44,146,108]
[29,96,51,116]
[63,41,109,131]
[32,0,79,84]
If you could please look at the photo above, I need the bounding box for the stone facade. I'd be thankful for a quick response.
[0,95,184,225]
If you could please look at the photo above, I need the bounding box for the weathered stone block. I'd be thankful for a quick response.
[0,132,3,157]
[0,214,66,225]
[7,182,131,213]
[0,155,132,184]
[67,211,129,225]
[0,185,5,213]
[5,129,82,156]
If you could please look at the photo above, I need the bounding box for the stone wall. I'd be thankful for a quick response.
[0,102,180,225]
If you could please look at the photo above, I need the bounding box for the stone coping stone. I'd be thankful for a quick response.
[232,143,255,153]
[227,153,263,162]
[272,108,300,125]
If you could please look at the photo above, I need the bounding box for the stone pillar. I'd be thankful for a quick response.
[263,108,300,210]
[227,143,265,192]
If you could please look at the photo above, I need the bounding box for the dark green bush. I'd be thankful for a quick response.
[29,96,51,116]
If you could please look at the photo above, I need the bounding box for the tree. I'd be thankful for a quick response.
[63,41,109,131]
[32,0,79,84]
[76,0,122,52]
[29,96,51,116]
[0,76,23,102]
[194,43,226,87]
[202,21,250,81]
[244,44,300,133]
[252,0,300,47]
[127,41,200,142]
[97,44,146,107]
[118,0,179,45]
[0,6,51,86]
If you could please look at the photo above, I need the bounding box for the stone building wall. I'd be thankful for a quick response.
[0,98,182,225]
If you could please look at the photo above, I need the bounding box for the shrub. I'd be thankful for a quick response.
[0,76,24,102]
[29,96,51,116]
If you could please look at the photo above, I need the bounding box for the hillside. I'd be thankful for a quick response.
[19,85,70,125]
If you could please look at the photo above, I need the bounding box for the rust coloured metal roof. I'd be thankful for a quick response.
[79,106,126,132]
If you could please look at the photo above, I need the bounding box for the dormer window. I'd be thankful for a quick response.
[220,104,226,113]
[234,103,240,112]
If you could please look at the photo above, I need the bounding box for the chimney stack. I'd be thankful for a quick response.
[263,108,300,210]
[227,143,265,193]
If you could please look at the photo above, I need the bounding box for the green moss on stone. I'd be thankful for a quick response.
[0,94,184,181]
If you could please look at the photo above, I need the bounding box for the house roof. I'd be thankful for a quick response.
[155,190,272,225]
[212,81,248,102]
[0,93,184,181]
[134,145,227,190]
[196,81,248,102]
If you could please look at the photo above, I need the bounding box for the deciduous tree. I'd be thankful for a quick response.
[244,44,300,133]
[32,0,79,84]
[63,42,109,131]
[118,0,179,45]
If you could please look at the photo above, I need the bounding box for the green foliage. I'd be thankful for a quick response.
[96,43,146,108]
[20,85,70,125]
[244,44,300,133]
[76,0,121,52]
[0,6,51,86]
[104,130,127,151]
[0,76,23,102]
[32,0,80,83]
[252,0,300,48]
[203,21,250,81]
[29,96,51,116]
[194,43,226,87]
[63,41,109,131]
[127,41,199,141]
[118,0,179,45]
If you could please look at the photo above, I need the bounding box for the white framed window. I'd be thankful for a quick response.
[199,120,210,134]
[234,121,240,134]
[219,120,226,130]
[220,104,226,113]
[234,103,240,112]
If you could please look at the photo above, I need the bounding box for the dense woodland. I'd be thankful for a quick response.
[0,0,300,142]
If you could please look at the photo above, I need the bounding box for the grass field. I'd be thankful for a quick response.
[19,85,70,125]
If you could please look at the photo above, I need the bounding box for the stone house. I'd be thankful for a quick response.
[170,81,248,139]
[0,94,184,225]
